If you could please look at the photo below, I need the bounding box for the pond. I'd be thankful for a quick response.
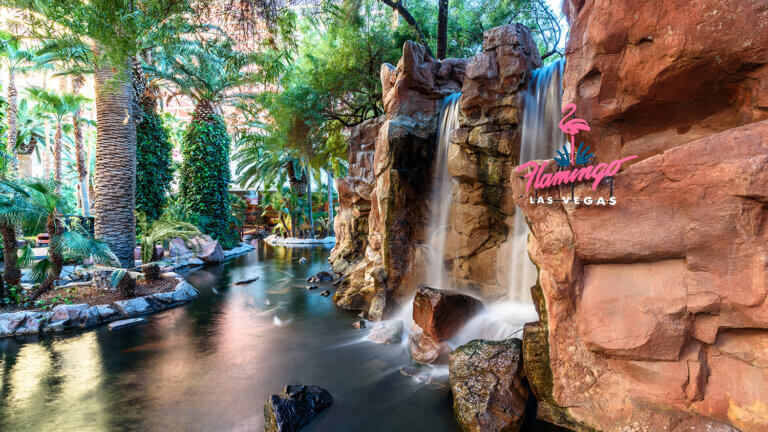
[0,243,562,432]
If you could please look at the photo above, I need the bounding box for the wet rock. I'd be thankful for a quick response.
[108,318,146,331]
[264,385,333,432]
[0,312,29,336]
[84,306,102,327]
[449,338,528,432]
[114,297,153,316]
[409,325,452,364]
[366,320,404,344]
[320,290,331,297]
[306,285,318,290]
[351,320,366,329]
[413,287,483,342]
[197,240,224,264]
[298,257,307,265]
[307,271,334,283]
[15,312,49,335]
[234,276,260,285]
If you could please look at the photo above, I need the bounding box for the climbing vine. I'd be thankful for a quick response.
[179,115,239,249]
[136,108,174,221]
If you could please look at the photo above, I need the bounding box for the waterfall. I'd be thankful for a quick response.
[425,92,462,289]
[507,59,567,302]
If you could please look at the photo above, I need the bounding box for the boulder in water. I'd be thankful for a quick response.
[298,257,307,264]
[409,325,452,364]
[351,319,366,329]
[450,338,528,432]
[307,271,335,283]
[413,287,483,342]
[366,320,404,344]
[197,240,224,264]
[320,290,331,297]
[264,385,333,432]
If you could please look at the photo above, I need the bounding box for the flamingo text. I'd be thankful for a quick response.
[517,156,638,193]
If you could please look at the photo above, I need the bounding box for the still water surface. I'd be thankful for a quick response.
[0,243,561,432]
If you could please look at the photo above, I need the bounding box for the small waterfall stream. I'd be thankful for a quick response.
[424,92,462,289]
[507,59,567,302]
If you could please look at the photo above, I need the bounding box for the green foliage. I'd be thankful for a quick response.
[180,117,238,249]
[1,284,28,307]
[136,108,174,221]
[136,211,199,263]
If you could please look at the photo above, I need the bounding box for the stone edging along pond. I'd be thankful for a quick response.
[0,243,258,339]
[0,273,199,339]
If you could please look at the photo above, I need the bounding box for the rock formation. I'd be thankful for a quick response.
[263,385,333,432]
[412,287,483,341]
[446,24,542,299]
[332,41,466,320]
[513,1,768,430]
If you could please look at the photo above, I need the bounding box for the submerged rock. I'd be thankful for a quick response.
[298,257,307,265]
[366,320,404,344]
[264,385,333,432]
[409,325,452,364]
[449,338,528,432]
[108,318,146,331]
[413,287,483,342]
[351,320,366,329]
[319,290,331,297]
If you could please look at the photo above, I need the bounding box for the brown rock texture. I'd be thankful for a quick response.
[512,120,768,431]
[562,0,768,163]
[329,116,382,275]
[408,325,452,364]
[449,338,529,432]
[333,41,466,319]
[447,24,543,299]
[412,286,483,341]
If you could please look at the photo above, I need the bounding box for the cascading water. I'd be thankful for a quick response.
[507,59,567,302]
[424,92,462,289]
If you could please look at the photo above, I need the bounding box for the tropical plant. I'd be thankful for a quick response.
[4,178,118,299]
[15,99,46,172]
[0,30,36,172]
[136,106,174,222]
[147,38,261,249]
[0,178,39,295]
[136,211,199,264]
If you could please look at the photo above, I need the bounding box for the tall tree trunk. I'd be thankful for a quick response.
[1,223,19,287]
[327,172,334,235]
[306,169,314,237]
[54,120,62,189]
[31,214,63,299]
[6,71,18,173]
[72,76,90,217]
[93,56,137,268]
[437,0,449,59]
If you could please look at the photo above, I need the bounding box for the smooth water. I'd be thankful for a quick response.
[507,59,567,302]
[425,93,462,290]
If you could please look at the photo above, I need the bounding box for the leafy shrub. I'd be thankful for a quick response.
[136,109,174,221]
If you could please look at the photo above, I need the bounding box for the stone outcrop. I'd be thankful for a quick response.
[447,24,543,299]
[562,0,768,163]
[408,325,452,364]
[412,286,483,341]
[513,118,768,430]
[449,338,529,432]
[333,41,466,319]
[329,117,382,275]
[264,385,333,432]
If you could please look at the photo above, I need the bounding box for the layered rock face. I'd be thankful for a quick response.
[329,117,382,275]
[515,0,768,427]
[333,42,465,319]
[446,24,542,299]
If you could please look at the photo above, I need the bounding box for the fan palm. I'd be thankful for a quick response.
[0,30,36,173]
[15,99,46,174]
[136,211,200,264]
[3,178,118,299]
[0,178,40,294]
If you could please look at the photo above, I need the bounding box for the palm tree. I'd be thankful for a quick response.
[136,211,199,263]
[0,31,36,172]
[26,87,89,190]
[3,178,118,299]
[0,158,37,293]
[146,38,261,248]
[14,99,46,176]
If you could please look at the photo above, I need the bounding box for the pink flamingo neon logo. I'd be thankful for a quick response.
[559,103,591,166]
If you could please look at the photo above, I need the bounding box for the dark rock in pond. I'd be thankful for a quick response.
[409,325,452,364]
[320,290,331,297]
[235,276,260,285]
[351,319,366,329]
[264,385,333,432]
[399,363,430,377]
[307,271,334,283]
[306,285,318,290]
[298,257,307,264]
[450,338,528,432]
[366,320,404,344]
[413,286,483,342]
[108,318,147,331]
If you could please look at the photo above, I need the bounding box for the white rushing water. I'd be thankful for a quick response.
[507,59,567,303]
[424,92,462,289]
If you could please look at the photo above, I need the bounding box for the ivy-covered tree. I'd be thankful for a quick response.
[136,108,174,221]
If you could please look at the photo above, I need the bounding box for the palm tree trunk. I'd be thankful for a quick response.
[306,169,314,237]
[93,55,137,268]
[72,76,90,217]
[436,0,449,59]
[31,214,63,299]
[6,71,18,173]
[1,223,19,287]
[54,120,62,189]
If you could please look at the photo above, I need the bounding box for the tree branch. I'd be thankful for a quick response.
[377,0,434,58]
